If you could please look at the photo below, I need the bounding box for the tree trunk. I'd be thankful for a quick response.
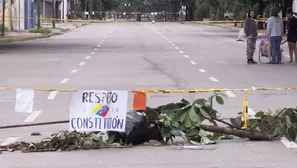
[200,125,280,141]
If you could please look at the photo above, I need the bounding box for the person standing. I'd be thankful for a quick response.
[286,8,297,63]
[244,10,258,64]
[266,8,283,64]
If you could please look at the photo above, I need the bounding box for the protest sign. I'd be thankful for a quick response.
[69,90,128,132]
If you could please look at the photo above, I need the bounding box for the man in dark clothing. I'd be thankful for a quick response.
[286,8,297,63]
[244,10,258,64]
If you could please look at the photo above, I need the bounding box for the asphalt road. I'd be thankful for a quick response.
[0,22,297,167]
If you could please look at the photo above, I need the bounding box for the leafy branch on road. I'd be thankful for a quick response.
[1,93,297,153]
[147,93,297,143]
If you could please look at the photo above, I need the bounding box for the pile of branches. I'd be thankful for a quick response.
[1,93,297,153]
[145,93,297,144]
[0,131,127,153]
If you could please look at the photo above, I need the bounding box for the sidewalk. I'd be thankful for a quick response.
[0,22,88,44]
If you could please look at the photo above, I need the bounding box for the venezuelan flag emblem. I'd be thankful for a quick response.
[93,104,109,117]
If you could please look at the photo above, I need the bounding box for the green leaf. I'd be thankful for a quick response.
[288,127,297,141]
[189,106,201,124]
[161,103,181,114]
[144,107,160,121]
[163,118,171,127]
[181,98,190,104]
[161,127,172,138]
[199,106,211,119]
[273,126,282,137]
[230,116,242,128]
[200,136,215,145]
[184,111,193,128]
[215,95,224,105]
[170,129,183,136]
[285,115,292,128]
[189,140,200,145]
[193,99,207,105]
[255,111,264,118]
[186,128,199,137]
[178,112,186,122]
[178,123,187,132]
[171,121,179,128]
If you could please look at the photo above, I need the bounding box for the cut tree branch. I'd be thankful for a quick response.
[200,125,280,141]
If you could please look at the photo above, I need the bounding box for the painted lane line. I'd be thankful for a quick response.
[47,91,58,100]
[70,69,78,74]
[79,62,85,66]
[183,55,189,58]
[281,137,297,148]
[100,41,103,44]
[172,43,175,46]
[90,52,95,55]
[175,47,179,49]
[1,137,20,146]
[94,48,98,51]
[209,77,219,82]
[190,61,197,65]
[179,51,184,54]
[24,111,42,122]
[85,56,91,60]
[60,78,70,84]
[199,69,206,72]
[97,45,100,47]
[225,91,236,98]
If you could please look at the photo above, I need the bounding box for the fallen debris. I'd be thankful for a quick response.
[0,93,296,153]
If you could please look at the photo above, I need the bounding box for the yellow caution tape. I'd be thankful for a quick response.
[241,91,249,129]
[0,86,296,93]
[3,16,288,24]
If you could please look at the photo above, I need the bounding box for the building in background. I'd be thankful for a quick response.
[2,0,35,31]
[33,0,68,23]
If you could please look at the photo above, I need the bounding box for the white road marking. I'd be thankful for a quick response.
[209,77,219,82]
[85,56,91,60]
[90,52,95,55]
[60,78,70,84]
[70,69,78,74]
[172,43,175,46]
[100,41,103,44]
[225,91,236,97]
[1,137,20,146]
[97,45,100,47]
[199,69,206,72]
[281,137,297,148]
[183,55,189,58]
[179,51,184,54]
[175,47,179,49]
[24,111,42,122]
[79,62,85,66]
[47,91,58,100]
[94,48,98,51]
[190,61,197,65]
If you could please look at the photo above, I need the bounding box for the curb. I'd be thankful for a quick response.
[0,23,89,44]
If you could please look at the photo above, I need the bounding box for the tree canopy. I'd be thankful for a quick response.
[72,0,293,21]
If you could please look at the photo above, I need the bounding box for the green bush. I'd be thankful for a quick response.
[29,28,52,35]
